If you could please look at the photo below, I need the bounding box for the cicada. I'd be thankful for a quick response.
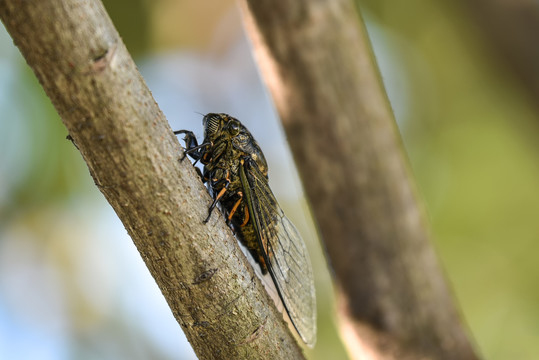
[175,113,316,347]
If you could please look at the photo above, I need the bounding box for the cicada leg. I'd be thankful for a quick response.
[227,191,243,223]
[204,170,230,223]
[174,130,209,162]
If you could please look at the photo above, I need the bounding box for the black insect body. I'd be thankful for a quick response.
[175,113,316,347]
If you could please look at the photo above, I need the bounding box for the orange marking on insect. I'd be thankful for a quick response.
[214,170,231,202]
[215,186,227,202]
[240,205,250,227]
[227,192,243,221]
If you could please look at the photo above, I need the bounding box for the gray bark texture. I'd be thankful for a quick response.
[0,0,306,359]
[240,0,481,359]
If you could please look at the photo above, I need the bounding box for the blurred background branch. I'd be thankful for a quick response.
[461,0,539,116]
[241,0,479,359]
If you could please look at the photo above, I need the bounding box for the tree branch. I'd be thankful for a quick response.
[240,0,480,359]
[0,0,305,358]
[461,0,539,116]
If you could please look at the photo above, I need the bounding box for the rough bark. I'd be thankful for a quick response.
[0,0,305,359]
[240,1,480,359]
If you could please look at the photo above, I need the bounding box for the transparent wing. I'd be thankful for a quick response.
[240,159,317,347]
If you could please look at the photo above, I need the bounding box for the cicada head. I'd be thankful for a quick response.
[202,113,226,141]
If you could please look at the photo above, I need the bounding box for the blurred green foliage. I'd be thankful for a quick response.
[0,55,91,217]
[102,0,150,56]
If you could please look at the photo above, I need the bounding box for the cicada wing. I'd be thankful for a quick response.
[239,159,317,347]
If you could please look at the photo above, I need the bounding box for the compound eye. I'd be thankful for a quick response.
[227,120,241,136]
